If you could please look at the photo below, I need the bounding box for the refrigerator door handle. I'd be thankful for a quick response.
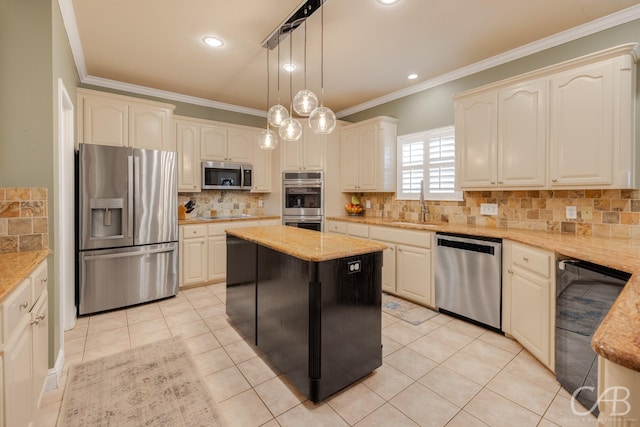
[127,155,134,238]
[134,155,141,240]
[83,246,176,261]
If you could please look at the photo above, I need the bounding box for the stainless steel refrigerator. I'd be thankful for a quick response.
[77,143,178,315]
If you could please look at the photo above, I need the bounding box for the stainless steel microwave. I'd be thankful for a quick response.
[202,161,252,190]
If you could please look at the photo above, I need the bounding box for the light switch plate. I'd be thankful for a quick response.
[566,206,577,219]
[365,200,371,209]
[480,203,498,216]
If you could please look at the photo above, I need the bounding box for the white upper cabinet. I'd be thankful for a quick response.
[201,126,254,163]
[340,116,397,192]
[455,44,637,190]
[252,134,272,193]
[175,119,201,192]
[282,121,325,171]
[200,125,228,160]
[227,129,254,163]
[77,88,175,150]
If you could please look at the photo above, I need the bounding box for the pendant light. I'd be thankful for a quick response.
[309,0,336,134]
[279,24,303,142]
[267,31,289,127]
[259,47,278,150]
[293,20,318,116]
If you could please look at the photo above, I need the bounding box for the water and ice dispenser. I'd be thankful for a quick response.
[89,198,124,239]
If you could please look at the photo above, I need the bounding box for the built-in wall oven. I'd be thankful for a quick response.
[282,171,323,232]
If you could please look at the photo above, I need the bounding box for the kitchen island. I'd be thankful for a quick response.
[225,225,386,403]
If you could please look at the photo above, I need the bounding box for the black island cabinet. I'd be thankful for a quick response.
[226,226,384,403]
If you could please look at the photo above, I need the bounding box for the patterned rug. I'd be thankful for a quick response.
[382,292,439,325]
[58,336,226,427]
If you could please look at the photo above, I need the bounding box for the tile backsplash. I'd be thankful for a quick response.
[360,189,640,239]
[178,190,265,218]
[0,188,49,253]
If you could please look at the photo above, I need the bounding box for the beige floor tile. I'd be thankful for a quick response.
[260,420,280,427]
[354,402,419,427]
[34,400,61,427]
[189,293,224,309]
[196,303,227,319]
[224,339,258,364]
[277,401,349,427]
[168,318,211,339]
[82,340,131,362]
[236,356,278,387]
[182,286,214,300]
[382,322,423,346]
[63,324,88,341]
[204,365,251,402]
[407,334,459,363]
[543,394,597,427]
[84,326,129,350]
[74,316,89,327]
[502,351,561,393]
[204,314,231,331]
[206,282,226,297]
[64,336,86,356]
[430,312,454,325]
[163,309,202,328]
[184,332,222,355]
[381,312,400,328]
[478,330,523,354]
[446,318,487,338]
[412,319,442,335]
[213,325,244,345]
[125,302,163,325]
[486,370,556,415]
[465,388,541,427]
[419,365,483,407]
[381,335,403,358]
[192,347,234,376]
[328,382,385,425]
[446,410,489,427]
[390,382,460,427]
[128,318,171,346]
[459,340,517,370]
[385,347,438,380]
[362,362,414,401]
[87,310,128,333]
[537,418,560,427]
[217,389,273,426]
[441,352,502,386]
[39,386,64,407]
[427,325,476,351]
[158,300,194,317]
[254,375,306,417]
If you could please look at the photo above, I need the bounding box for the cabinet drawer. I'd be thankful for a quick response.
[511,242,552,278]
[208,220,260,236]
[1,278,32,345]
[326,221,346,234]
[182,224,207,239]
[370,226,432,248]
[346,223,369,238]
[31,260,48,303]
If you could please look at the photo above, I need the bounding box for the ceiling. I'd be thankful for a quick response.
[65,0,640,118]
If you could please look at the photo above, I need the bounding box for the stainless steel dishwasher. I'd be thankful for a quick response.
[434,233,502,330]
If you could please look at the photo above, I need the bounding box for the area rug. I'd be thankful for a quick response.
[57,336,226,427]
[382,292,439,325]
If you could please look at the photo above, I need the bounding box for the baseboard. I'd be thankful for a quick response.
[44,349,65,392]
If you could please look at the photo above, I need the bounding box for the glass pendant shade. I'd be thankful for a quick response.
[259,128,278,150]
[279,117,303,141]
[293,90,318,116]
[267,104,289,127]
[309,106,336,134]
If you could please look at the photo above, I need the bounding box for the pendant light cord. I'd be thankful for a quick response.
[276,31,281,104]
[289,23,294,113]
[320,0,325,106]
[266,47,270,126]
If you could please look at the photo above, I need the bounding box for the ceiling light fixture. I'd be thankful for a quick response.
[267,31,289,127]
[309,0,336,134]
[202,36,224,48]
[283,63,297,72]
[377,0,400,5]
[259,47,278,150]
[293,20,318,116]
[279,23,303,141]
[408,73,418,80]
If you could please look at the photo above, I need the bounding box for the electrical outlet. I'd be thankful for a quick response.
[582,206,593,220]
[258,199,264,208]
[365,200,371,209]
[566,206,577,219]
[480,203,498,216]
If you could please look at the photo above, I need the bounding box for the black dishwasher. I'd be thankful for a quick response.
[555,260,630,416]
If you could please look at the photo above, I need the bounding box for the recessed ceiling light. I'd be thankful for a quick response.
[408,73,418,80]
[202,36,224,48]
[282,63,297,72]
[377,0,400,5]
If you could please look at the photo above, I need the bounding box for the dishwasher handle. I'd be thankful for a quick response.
[436,235,500,255]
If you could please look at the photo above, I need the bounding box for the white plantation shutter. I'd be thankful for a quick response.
[397,126,462,201]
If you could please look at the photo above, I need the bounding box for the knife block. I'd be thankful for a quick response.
[178,205,187,220]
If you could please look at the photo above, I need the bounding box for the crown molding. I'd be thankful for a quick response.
[58,0,640,119]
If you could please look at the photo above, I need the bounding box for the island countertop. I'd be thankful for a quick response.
[226,225,387,262]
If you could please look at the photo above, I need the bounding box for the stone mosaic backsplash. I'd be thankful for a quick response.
[0,188,49,253]
[360,189,640,239]
[178,190,265,218]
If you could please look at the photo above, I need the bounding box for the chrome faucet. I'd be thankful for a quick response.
[419,179,428,222]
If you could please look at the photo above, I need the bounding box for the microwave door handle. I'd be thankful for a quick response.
[240,165,245,187]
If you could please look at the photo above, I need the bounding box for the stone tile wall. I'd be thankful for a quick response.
[360,189,640,239]
[0,188,49,253]
[178,190,265,218]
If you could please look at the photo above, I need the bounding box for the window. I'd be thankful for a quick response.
[396,126,462,201]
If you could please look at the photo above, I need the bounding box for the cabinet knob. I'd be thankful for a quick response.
[498,181,503,184]
[508,269,513,274]
[41,277,47,284]
[490,181,495,184]
[523,257,529,262]
[20,301,29,310]
[552,178,558,183]
[31,314,46,325]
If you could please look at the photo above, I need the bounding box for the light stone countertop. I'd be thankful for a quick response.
[178,215,280,226]
[226,225,387,262]
[0,249,50,302]
[327,215,640,373]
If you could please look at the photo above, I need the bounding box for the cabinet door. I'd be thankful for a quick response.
[340,128,360,190]
[356,125,377,190]
[5,317,32,427]
[182,237,207,285]
[303,130,325,170]
[207,236,227,282]
[31,291,48,411]
[377,241,396,294]
[498,80,546,187]
[176,122,201,192]
[510,270,550,367]
[456,92,498,188]
[282,139,303,171]
[201,125,228,161]
[396,244,432,306]
[227,129,254,163]
[252,139,272,192]
[129,105,170,150]
[550,61,614,186]
[82,96,128,147]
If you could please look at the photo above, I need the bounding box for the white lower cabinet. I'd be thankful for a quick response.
[180,224,207,286]
[503,240,555,370]
[325,220,346,235]
[1,259,48,427]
